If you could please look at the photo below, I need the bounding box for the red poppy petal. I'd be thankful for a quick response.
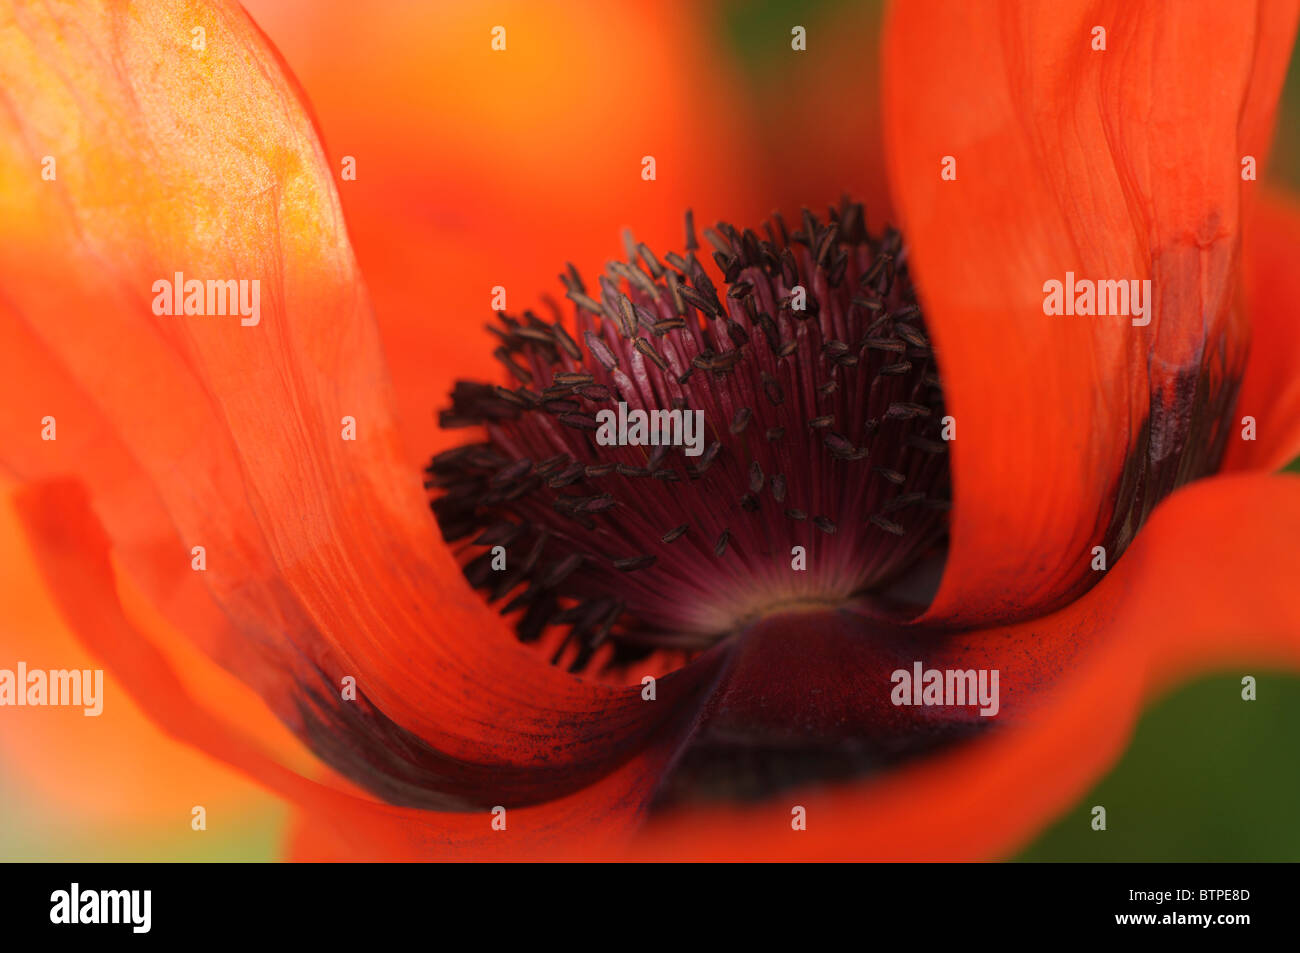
[14,477,711,859]
[612,470,1300,860]
[0,479,301,835]
[1239,2,1300,170]
[10,478,409,850]
[1223,188,1300,472]
[883,0,1298,624]
[50,461,1291,862]
[0,0,692,790]
[240,0,764,463]
[285,469,1300,859]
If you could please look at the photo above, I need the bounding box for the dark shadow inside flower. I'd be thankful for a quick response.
[421,190,1250,810]
[429,199,952,665]
[424,199,980,805]
[4,0,1299,862]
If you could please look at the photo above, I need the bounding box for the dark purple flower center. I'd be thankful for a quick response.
[428,200,952,673]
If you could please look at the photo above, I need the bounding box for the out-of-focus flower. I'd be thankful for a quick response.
[1,0,1299,860]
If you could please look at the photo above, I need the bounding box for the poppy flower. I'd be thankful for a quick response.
[2,0,1300,862]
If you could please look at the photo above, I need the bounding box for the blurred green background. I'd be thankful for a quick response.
[1016,452,1300,860]
[1017,669,1300,861]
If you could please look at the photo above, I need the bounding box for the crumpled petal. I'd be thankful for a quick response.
[883,0,1299,624]
[269,470,1300,859]
[0,0,700,805]
[14,477,712,859]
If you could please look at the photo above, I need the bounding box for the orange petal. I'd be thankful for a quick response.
[883,0,1299,624]
[283,469,1300,860]
[239,0,764,462]
[611,470,1300,860]
[13,477,718,860]
[0,480,294,843]
[1223,188,1300,472]
[0,0,693,798]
